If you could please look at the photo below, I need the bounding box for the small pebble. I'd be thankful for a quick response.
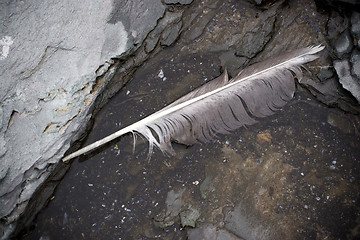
[192,180,199,185]
[158,69,164,78]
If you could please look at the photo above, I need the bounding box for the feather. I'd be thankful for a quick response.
[62,45,324,162]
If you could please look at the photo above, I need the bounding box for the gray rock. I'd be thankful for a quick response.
[316,69,334,82]
[334,60,360,103]
[161,21,183,46]
[144,10,183,53]
[234,4,277,59]
[351,12,360,38]
[182,7,218,42]
[327,13,348,40]
[200,175,215,199]
[327,112,355,134]
[187,224,245,240]
[164,0,193,4]
[219,51,248,78]
[334,30,353,57]
[154,188,185,228]
[299,77,340,104]
[250,0,264,5]
[351,59,360,79]
[224,204,284,240]
[180,207,200,228]
[0,0,165,239]
[350,49,360,63]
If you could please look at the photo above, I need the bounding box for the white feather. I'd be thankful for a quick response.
[63,45,324,162]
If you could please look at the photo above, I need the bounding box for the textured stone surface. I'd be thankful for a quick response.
[334,30,353,57]
[351,12,360,38]
[0,0,165,239]
[334,60,360,102]
[164,0,193,4]
[352,59,360,78]
[323,3,360,110]
[188,224,244,240]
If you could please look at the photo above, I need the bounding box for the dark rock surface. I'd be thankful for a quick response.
[1,0,360,239]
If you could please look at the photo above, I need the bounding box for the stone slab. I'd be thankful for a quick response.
[0,0,165,239]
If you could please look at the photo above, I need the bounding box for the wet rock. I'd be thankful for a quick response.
[164,0,193,4]
[200,175,215,199]
[351,12,360,39]
[300,77,341,104]
[350,50,360,78]
[317,69,334,82]
[218,51,248,78]
[350,49,360,63]
[327,112,355,134]
[154,188,185,228]
[144,10,183,53]
[352,58,360,79]
[256,132,272,144]
[182,7,218,42]
[224,204,286,240]
[187,224,244,240]
[233,5,277,59]
[327,13,348,40]
[160,16,183,47]
[180,207,200,227]
[334,30,353,57]
[251,0,264,5]
[333,60,360,103]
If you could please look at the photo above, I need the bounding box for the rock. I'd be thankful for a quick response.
[334,30,353,57]
[256,132,272,144]
[160,12,183,47]
[234,8,276,59]
[182,6,218,42]
[224,204,285,240]
[154,188,185,228]
[144,10,183,53]
[180,207,200,227]
[253,0,264,4]
[351,12,360,38]
[327,112,354,134]
[187,224,244,240]
[317,69,334,82]
[200,175,215,199]
[334,60,360,103]
[164,0,193,4]
[326,12,348,40]
[350,49,360,63]
[352,59,360,79]
[300,77,341,104]
[350,49,360,80]
[0,0,165,239]
[218,51,248,78]
[161,21,183,46]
